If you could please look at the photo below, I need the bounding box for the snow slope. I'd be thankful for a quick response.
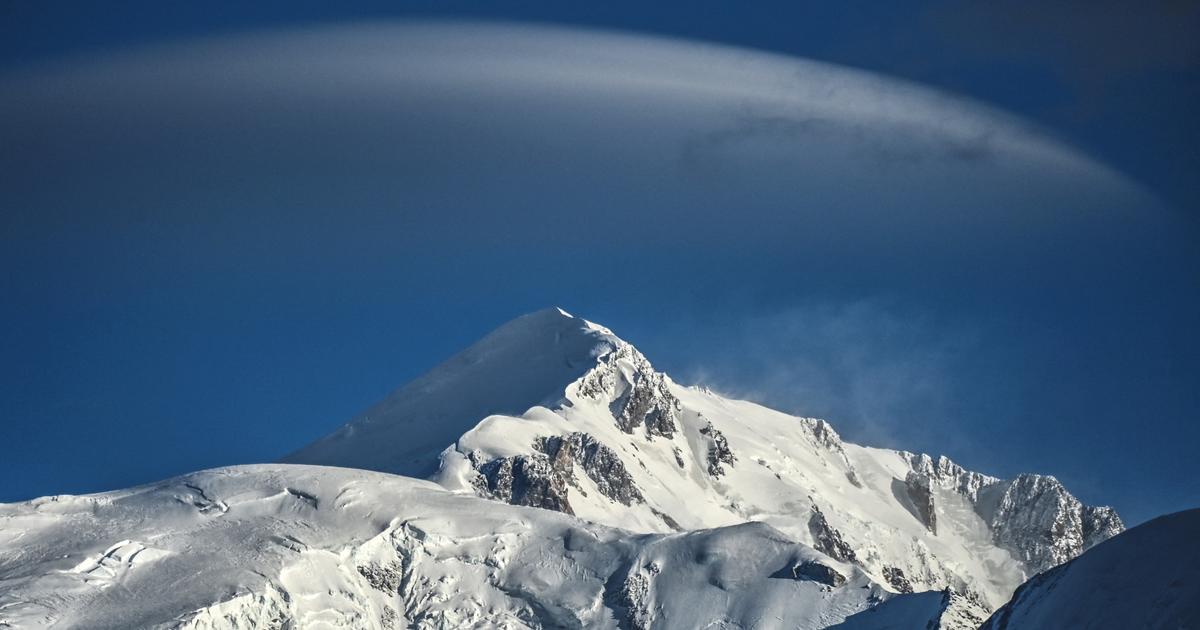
[282,308,617,478]
[0,465,924,630]
[289,308,1123,613]
[2,308,1133,629]
[980,508,1200,630]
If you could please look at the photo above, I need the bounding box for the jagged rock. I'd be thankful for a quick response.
[905,471,938,535]
[611,561,661,630]
[881,565,912,593]
[577,343,680,438]
[672,446,686,469]
[807,419,843,451]
[357,561,403,593]
[902,452,1123,575]
[936,588,992,630]
[808,506,856,563]
[806,419,862,487]
[698,421,736,477]
[471,432,645,515]
[1081,504,1124,549]
[536,432,644,506]
[779,560,846,587]
[476,453,573,514]
[985,474,1124,573]
[905,452,998,502]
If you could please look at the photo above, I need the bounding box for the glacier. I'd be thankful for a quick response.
[1,307,1155,629]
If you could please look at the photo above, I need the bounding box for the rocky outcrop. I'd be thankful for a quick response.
[609,561,660,630]
[881,566,913,593]
[905,452,997,502]
[807,419,862,487]
[474,453,573,514]
[1081,504,1124,550]
[904,471,938,535]
[537,432,644,506]
[985,474,1124,573]
[808,506,856,563]
[903,453,1123,574]
[935,588,992,630]
[357,561,404,594]
[779,560,846,588]
[698,420,736,477]
[576,343,680,438]
[472,432,645,514]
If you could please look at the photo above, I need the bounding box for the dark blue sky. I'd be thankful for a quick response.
[1,1,1197,526]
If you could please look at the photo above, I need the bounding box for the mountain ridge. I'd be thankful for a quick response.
[0,308,1135,629]
[288,307,1122,607]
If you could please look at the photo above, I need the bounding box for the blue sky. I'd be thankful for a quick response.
[1,1,1197,526]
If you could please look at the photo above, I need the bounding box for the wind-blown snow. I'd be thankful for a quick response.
[282,308,621,477]
[289,308,1121,611]
[1,308,1134,629]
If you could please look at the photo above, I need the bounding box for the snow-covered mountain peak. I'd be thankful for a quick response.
[282,307,626,477]
[286,309,1122,613]
[1,309,1144,629]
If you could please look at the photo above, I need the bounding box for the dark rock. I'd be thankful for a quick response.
[985,474,1124,573]
[651,507,681,530]
[536,433,644,506]
[808,506,857,563]
[577,344,680,438]
[699,421,736,477]
[904,452,1124,574]
[805,419,863,488]
[357,562,403,593]
[471,431,646,516]
[609,561,660,630]
[881,566,913,594]
[905,452,997,502]
[775,560,846,587]
[904,471,938,535]
[477,453,573,514]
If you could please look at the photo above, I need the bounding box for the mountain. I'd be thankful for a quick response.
[980,508,1200,630]
[287,308,1120,610]
[282,308,618,478]
[1,308,1130,629]
[0,465,905,629]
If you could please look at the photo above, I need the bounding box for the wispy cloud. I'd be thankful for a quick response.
[673,299,979,454]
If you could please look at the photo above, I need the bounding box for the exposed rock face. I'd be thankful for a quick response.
[698,420,736,477]
[537,432,644,506]
[905,471,938,535]
[935,588,992,630]
[981,509,1200,630]
[475,453,573,514]
[610,561,660,630]
[882,565,913,594]
[808,419,862,487]
[906,452,997,502]
[986,474,1125,573]
[472,432,645,514]
[357,561,403,594]
[783,561,846,587]
[808,506,856,563]
[903,453,1124,574]
[1081,505,1125,549]
[577,343,680,438]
